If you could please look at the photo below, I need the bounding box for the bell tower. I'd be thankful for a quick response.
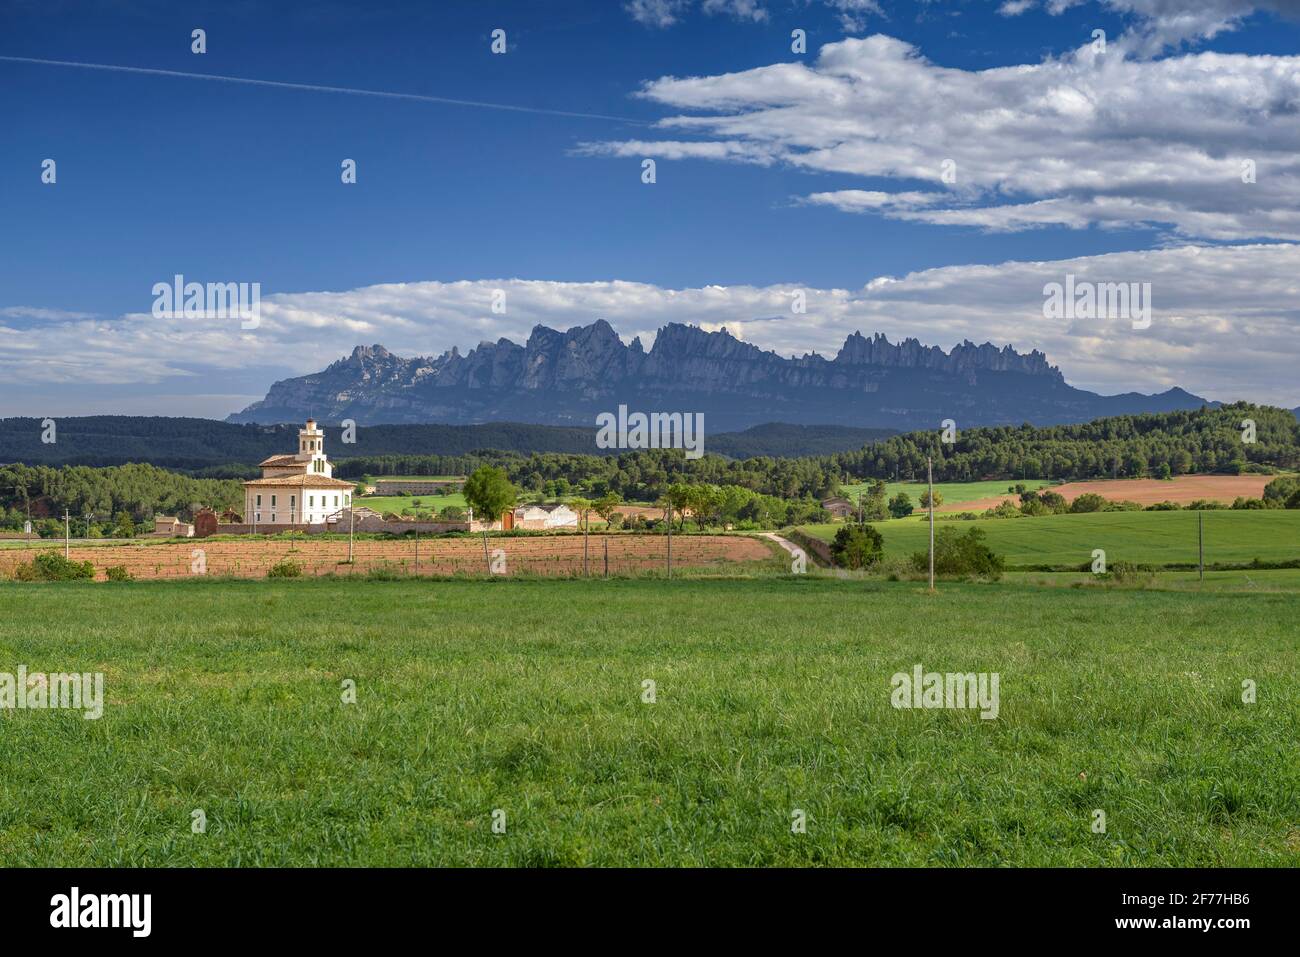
[296,419,331,476]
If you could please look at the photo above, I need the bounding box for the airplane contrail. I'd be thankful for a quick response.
[0,55,651,125]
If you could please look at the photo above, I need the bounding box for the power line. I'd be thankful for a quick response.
[0,55,651,125]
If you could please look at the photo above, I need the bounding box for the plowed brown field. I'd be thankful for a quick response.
[0,534,774,581]
[935,474,1275,514]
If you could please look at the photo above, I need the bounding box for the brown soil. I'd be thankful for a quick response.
[934,475,1274,514]
[0,534,773,581]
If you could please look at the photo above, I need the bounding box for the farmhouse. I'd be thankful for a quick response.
[151,516,194,537]
[511,503,578,530]
[243,419,355,526]
[821,496,855,520]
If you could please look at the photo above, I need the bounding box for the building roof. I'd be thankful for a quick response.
[258,454,304,468]
[243,475,356,489]
[821,497,854,507]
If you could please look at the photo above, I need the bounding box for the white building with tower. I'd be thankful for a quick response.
[243,419,355,526]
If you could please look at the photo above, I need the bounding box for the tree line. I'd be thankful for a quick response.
[2,404,1295,527]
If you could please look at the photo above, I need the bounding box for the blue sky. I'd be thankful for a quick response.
[2,0,1299,416]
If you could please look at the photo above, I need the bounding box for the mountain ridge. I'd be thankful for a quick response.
[228,320,1219,430]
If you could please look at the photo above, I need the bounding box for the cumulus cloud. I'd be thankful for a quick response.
[584,34,1300,241]
[2,245,1296,412]
[1002,0,1300,54]
[627,0,881,30]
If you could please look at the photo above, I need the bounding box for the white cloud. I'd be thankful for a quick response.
[584,34,1300,241]
[2,244,1297,412]
[626,0,880,30]
[0,306,97,321]
[1001,0,1300,54]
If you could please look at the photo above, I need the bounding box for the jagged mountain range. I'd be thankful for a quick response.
[228,320,1217,431]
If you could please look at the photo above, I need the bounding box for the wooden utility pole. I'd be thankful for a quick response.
[927,456,935,592]
[666,502,673,579]
[414,524,419,574]
[348,506,355,564]
[64,509,70,559]
[1198,510,1204,582]
[604,536,609,579]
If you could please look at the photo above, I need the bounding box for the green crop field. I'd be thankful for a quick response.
[838,479,1054,506]
[1,577,1296,866]
[800,508,1300,568]
[358,492,469,514]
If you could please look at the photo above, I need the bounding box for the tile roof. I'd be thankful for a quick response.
[243,475,356,489]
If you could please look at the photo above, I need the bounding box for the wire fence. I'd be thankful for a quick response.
[0,534,778,581]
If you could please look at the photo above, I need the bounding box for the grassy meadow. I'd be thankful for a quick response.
[1,576,1296,866]
[838,478,1054,505]
[358,492,469,515]
[800,508,1300,568]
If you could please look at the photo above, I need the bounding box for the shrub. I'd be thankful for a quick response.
[985,500,1021,519]
[1262,477,1299,503]
[911,527,1004,580]
[1069,493,1107,513]
[267,559,303,579]
[104,565,134,582]
[1038,490,1068,513]
[1105,561,1157,585]
[11,551,96,581]
[830,523,884,569]
[1103,500,1143,512]
[1146,500,1182,511]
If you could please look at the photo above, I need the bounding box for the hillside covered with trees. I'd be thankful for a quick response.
[0,405,1295,526]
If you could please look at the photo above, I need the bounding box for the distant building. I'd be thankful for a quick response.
[821,496,855,520]
[512,503,579,530]
[193,508,219,538]
[243,419,356,526]
[372,478,464,496]
[153,516,194,537]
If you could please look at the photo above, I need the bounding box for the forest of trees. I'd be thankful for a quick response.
[1,404,1295,526]
[343,404,1300,500]
[0,463,243,533]
[828,403,1300,483]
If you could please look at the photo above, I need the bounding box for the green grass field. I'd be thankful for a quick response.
[1,577,1296,866]
[838,478,1053,505]
[801,508,1300,568]
[358,492,469,514]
